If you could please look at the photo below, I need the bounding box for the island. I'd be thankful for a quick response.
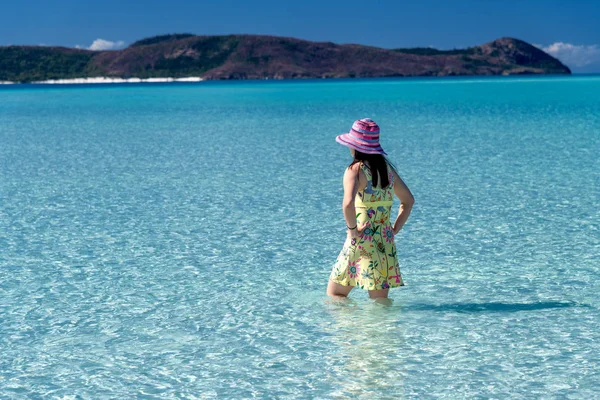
[0,34,571,83]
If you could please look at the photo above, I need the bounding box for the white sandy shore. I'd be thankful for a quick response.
[0,81,14,84]
[22,77,204,84]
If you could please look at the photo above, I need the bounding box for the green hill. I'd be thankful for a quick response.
[0,34,571,83]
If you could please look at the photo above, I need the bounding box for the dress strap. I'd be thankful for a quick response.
[359,161,371,181]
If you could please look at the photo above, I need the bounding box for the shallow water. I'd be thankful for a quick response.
[1,76,599,398]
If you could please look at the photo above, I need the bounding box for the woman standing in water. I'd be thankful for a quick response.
[327,118,415,300]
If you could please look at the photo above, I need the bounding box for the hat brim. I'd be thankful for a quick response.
[336,133,387,155]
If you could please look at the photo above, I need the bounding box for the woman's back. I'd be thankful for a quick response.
[353,161,397,259]
[356,161,394,208]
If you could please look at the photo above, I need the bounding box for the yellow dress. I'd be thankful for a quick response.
[329,161,405,290]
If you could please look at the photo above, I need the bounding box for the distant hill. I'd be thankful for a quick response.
[0,34,570,83]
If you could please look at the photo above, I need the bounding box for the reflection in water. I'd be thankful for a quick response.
[321,296,407,399]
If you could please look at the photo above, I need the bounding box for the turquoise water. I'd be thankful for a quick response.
[1,76,599,398]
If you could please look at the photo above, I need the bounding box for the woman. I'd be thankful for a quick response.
[327,118,415,300]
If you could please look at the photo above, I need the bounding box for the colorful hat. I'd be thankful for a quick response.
[336,118,387,155]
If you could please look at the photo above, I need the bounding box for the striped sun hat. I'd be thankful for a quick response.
[336,118,387,155]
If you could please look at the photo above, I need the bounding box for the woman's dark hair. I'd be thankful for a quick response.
[349,151,399,189]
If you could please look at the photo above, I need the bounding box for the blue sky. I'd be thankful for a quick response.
[1,0,599,72]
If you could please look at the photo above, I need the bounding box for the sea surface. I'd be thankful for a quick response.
[1,75,599,399]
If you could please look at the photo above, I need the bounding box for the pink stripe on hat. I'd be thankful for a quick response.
[335,118,387,155]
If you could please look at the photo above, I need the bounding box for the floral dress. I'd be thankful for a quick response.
[329,161,405,290]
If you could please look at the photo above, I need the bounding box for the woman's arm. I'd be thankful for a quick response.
[391,168,415,235]
[342,163,363,239]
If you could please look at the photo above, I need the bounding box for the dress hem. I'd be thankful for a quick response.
[329,277,405,291]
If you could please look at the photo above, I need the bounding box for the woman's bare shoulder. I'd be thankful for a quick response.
[344,162,361,174]
[344,162,365,176]
[344,162,366,189]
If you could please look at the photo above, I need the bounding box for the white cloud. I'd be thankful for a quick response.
[79,38,126,51]
[536,42,600,67]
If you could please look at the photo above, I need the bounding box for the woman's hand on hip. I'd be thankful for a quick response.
[347,223,365,244]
